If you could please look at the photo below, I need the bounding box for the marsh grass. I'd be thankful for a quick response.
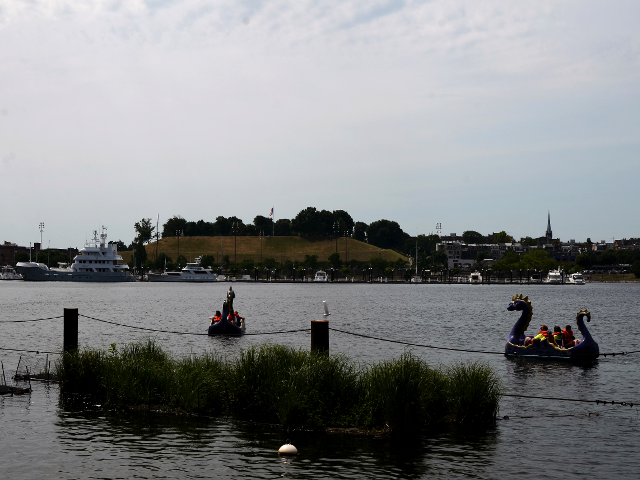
[57,341,502,433]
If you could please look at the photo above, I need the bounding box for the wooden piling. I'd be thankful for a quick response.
[64,308,79,353]
[310,320,329,354]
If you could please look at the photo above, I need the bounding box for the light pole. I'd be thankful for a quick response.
[176,229,183,263]
[39,222,44,262]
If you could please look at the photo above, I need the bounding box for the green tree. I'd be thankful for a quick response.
[155,253,172,270]
[200,254,216,268]
[520,236,538,247]
[176,255,188,269]
[632,260,640,278]
[274,219,292,236]
[134,240,147,271]
[304,254,319,269]
[369,256,388,271]
[353,222,367,242]
[332,210,354,236]
[263,257,277,269]
[328,252,342,268]
[394,258,407,268]
[134,218,156,244]
[162,216,187,237]
[432,251,448,268]
[575,253,592,270]
[239,258,255,271]
[253,215,273,235]
[493,231,514,243]
[222,255,231,269]
[463,230,484,244]
[366,220,407,250]
[521,249,556,272]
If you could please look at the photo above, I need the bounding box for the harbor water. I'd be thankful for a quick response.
[1,282,639,479]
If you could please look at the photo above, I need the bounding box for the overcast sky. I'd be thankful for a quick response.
[1,0,639,248]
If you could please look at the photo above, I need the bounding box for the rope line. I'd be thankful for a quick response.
[0,316,64,323]
[329,327,639,358]
[79,314,310,337]
[0,346,58,354]
[329,327,506,355]
[503,393,636,407]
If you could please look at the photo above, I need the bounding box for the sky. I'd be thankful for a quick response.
[1,0,639,248]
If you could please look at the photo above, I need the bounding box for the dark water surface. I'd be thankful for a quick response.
[1,282,639,479]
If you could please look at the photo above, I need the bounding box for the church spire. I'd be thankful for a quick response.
[546,211,552,240]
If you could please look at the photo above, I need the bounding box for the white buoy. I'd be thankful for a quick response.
[278,443,298,456]
[323,300,330,317]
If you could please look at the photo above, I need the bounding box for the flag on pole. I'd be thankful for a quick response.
[269,207,274,217]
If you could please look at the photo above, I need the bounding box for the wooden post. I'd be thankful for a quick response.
[310,320,329,354]
[64,308,78,353]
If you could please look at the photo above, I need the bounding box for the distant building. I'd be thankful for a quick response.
[0,241,27,266]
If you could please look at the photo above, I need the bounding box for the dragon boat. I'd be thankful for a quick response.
[505,294,599,362]
[208,287,246,336]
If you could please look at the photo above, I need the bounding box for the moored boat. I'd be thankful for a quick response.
[469,271,482,284]
[566,273,585,285]
[314,270,328,282]
[15,228,132,282]
[0,266,22,280]
[543,269,563,284]
[148,256,218,282]
[504,294,599,362]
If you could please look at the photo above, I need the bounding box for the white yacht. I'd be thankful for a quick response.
[566,273,585,285]
[148,256,218,282]
[313,270,328,282]
[544,269,563,284]
[0,266,22,280]
[16,228,132,282]
[469,271,482,284]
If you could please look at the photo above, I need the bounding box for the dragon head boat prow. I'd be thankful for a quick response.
[506,294,533,340]
[504,296,599,363]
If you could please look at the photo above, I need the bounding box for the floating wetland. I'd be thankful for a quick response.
[57,340,503,434]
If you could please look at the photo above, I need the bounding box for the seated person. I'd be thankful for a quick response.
[229,310,244,326]
[553,326,564,348]
[525,325,550,346]
[563,325,578,347]
[209,310,222,325]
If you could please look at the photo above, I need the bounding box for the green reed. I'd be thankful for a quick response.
[57,341,502,432]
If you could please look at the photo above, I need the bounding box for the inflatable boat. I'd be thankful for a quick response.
[504,294,599,362]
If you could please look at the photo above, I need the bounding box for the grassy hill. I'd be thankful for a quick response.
[120,236,406,265]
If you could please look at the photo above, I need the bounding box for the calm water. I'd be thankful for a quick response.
[1,282,639,479]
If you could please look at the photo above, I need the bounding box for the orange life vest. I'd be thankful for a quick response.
[213,314,222,323]
[562,329,575,344]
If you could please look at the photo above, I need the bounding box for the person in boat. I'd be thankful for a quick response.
[553,326,564,348]
[229,310,244,327]
[227,286,235,312]
[209,310,222,325]
[563,325,580,347]
[524,325,550,346]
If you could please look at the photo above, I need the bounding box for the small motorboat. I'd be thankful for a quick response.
[208,286,246,336]
[504,294,599,362]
